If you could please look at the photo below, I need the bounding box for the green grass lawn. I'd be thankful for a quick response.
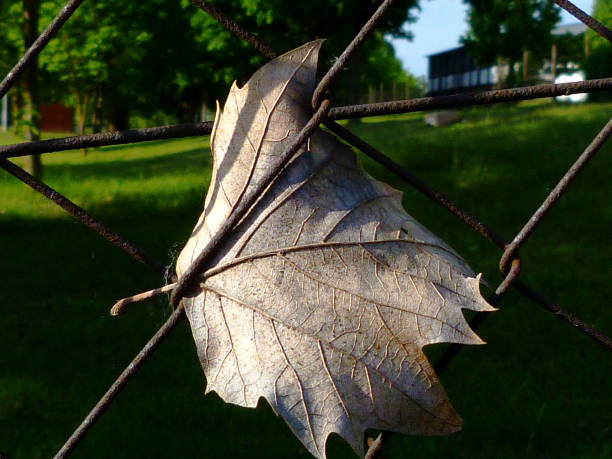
[1,100,611,458]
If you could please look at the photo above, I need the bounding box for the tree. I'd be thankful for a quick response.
[462,0,560,86]
[4,1,420,134]
[554,32,587,73]
[0,2,20,78]
[40,0,214,131]
[0,0,43,176]
[585,0,612,98]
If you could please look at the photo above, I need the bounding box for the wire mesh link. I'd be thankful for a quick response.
[0,0,610,456]
[0,0,85,98]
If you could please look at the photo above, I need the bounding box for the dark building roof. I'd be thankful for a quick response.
[552,22,587,36]
[426,45,497,95]
[427,45,464,58]
[428,46,481,79]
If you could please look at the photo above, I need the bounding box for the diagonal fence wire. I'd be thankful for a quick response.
[53,304,186,459]
[189,0,278,59]
[552,0,612,42]
[311,0,400,109]
[499,116,612,274]
[0,0,610,457]
[0,0,85,98]
[0,158,168,277]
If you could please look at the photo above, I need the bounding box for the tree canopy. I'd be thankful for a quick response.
[461,0,560,84]
[1,0,421,132]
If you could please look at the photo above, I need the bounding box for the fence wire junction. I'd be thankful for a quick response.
[1,0,611,457]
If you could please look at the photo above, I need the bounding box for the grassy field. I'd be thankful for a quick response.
[1,100,611,458]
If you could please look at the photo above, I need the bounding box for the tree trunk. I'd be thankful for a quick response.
[74,89,89,155]
[496,56,504,89]
[347,46,363,126]
[507,60,517,87]
[108,100,128,131]
[522,50,529,84]
[92,84,103,133]
[74,90,89,136]
[22,0,42,178]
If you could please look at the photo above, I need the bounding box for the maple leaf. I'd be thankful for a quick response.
[176,40,495,458]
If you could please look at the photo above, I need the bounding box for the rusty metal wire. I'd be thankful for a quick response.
[1,0,611,457]
[513,280,612,349]
[312,0,399,110]
[0,0,85,98]
[499,116,612,274]
[0,79,605,160]
[189,0,278,59]
[170,98,331,307]
[54,305,186,459]
[328,78,612,119]
[551,0,612,43]
[324,120,508,249]
[0,122,213,159]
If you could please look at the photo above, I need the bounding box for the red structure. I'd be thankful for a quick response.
[40,103,73,132]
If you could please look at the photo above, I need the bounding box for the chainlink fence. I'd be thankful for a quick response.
[1,0,611,457]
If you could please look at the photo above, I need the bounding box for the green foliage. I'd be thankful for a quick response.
[0,1,23,77]
[2,0,420,129]
[585,0,612,98]
[462,0,560,84]
[39,0,220,129]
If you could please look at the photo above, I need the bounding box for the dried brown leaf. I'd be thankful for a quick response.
[176,41,494,459]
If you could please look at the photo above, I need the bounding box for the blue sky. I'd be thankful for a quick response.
[390,0,594,77]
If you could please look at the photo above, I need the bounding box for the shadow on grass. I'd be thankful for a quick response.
[40,146,211,183]
[1,102,611,458]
